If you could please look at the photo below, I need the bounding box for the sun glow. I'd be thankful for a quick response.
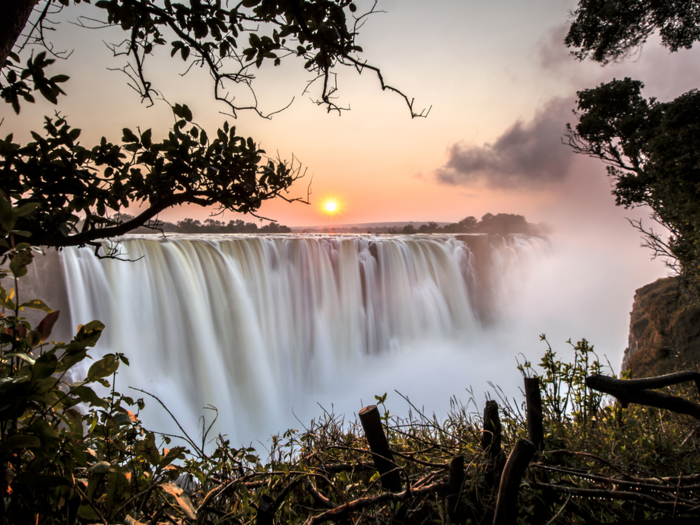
[319,195,343,218]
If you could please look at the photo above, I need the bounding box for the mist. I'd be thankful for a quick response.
[286,231,667,440]
[46,210,668,448]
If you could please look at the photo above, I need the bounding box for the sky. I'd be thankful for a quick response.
[4,1,699,231]
[4,0,699,371]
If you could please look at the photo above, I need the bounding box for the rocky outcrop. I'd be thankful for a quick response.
[622,277,700,377]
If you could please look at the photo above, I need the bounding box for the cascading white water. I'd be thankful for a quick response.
[58,234,547,444]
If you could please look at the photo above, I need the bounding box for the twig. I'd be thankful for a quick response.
[301,481,447,525]
[532,482,694,511]
[545,494,571,525]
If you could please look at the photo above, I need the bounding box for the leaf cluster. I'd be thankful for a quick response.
[0,207,266,524]
[1,50,69,114]
[566,0,700,63]
[93,0,366,114]
[0,0,428,118]
[565,78,700,290]
[0,106,302,253]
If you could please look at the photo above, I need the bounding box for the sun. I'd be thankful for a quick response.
[319,195,343,216]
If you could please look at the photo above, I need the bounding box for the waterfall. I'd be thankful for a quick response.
[57,234,548,444]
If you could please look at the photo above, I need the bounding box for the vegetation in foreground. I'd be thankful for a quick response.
[1,205,700,524]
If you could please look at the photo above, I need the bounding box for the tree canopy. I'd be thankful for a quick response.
[565,1,700,290]
[566,79,700,285]
[0,0,424,254]
[565,0,700,63]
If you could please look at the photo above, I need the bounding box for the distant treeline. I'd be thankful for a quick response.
[304,213,546,235]
[119,215,292,234]
[115,213,544,235]
[390,213,545,235]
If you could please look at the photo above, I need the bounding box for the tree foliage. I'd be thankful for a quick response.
[567,79,700,287]
[0,108,300,252]
[566,1,700,290]
[394,213,542,235]
[0,0,424,254]
[566,0,700,63]
[1,0,427,118]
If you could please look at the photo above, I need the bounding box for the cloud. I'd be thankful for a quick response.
[537,24,572,73]
[435,97,576,190]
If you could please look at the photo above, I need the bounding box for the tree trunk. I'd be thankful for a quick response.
[0,0,42,68]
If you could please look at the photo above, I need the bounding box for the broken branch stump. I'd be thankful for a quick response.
[359,405,402,493]
[447,455,467,525]
[492,438,537,525]
[524,377,544,452]
[481,399,506,488]
[481,399,502,458]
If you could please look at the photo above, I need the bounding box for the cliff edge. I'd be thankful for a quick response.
[622,277,700,377]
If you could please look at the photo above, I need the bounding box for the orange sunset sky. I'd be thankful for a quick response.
[4,0,699,237]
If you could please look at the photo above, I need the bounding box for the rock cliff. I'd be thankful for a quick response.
[622,277,700,377]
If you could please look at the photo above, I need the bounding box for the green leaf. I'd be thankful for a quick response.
[49,74,70,84]
[0,287,16,310]
[88,461,112,474]
[9,251,32,278]
[72,385,108,408]
[61,408,84,433]
[1,352,36,365]
[87,354,119,380]
[56,349,88,373]
[75,320,105,347]
[77,504,100,520]
[14,202,40,217]
[20,299,52,313]
[0,434,41,454]
[122,128,139,143]
[0,199,15,231]
[141,129,152,147]
[16,473,70,488]
[157,446,186,470]
[32,353,57,381]
[182,104,193,122]
[135,432,160,465]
